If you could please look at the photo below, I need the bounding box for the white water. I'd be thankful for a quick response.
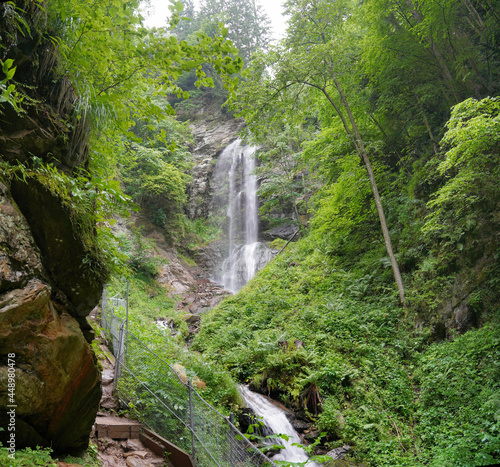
[240,386,318,465]
[213,140,273,292]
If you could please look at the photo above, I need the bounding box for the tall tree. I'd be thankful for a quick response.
[198,0,271,63]
[236,0,407,304]
[39,0,243,177]
[360,0,500,160]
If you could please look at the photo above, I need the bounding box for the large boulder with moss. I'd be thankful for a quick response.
[0,183,102,453]
[0,1,104,453]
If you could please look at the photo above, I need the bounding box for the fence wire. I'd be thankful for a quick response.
[100,288,274,467]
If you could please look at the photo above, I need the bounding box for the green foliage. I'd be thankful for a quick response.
[175,0,271,64]
[424,97,500,246]
[114,230,165,280]
[253,120,316,225]
[58,442,100,467]
[0,58,23,113]
[192,226,500,464]
[182,217,222,249]
[0,158,132,279]
[194,235,416,462]
[107,277,241,409]
[414,325,500,465]
[310,153,375,252]
[407,97,500,309]
[119,97,196,232]
[0,445,56,466]
[359,0,500,164]
[269,238,288,250]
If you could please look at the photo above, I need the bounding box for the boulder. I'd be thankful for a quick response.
[0,183,101,453]
[326,445,352,460]
[261,223,299,242]
[10,177,104,319]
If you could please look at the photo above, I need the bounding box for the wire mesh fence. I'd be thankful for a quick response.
[100,287,274,467]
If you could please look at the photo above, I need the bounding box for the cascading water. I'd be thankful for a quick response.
[240,386,319,465]
[212,139,274,292]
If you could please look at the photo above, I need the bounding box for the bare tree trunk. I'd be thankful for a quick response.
[415,93,440,155]
[331,76,406,305]
[297,76,406,304]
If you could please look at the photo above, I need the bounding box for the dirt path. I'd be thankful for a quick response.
[90,325,167,467]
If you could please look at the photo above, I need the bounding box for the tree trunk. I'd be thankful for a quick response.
[297,77,406,304]
[330,75,406,305]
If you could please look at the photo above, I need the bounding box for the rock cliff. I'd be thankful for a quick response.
[0,1,103,453]
[186,106,245,219]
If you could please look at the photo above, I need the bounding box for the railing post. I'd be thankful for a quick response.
[229,413,235,467]
[101,285,107,328]
[114,320,125,386]
[126,280,129,336]
[188,379,196,461]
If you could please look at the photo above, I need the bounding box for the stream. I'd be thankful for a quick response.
[240,386,320,466]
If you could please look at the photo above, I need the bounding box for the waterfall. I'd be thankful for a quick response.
[240,386,319,465]
[212,139,273,292]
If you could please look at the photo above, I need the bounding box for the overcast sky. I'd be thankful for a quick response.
[142,0,287,41]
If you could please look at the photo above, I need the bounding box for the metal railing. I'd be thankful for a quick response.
[100,287,274,467]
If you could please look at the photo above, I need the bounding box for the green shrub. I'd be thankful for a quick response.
[0,445,56,466]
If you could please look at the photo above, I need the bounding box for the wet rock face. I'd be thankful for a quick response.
[261,222,299,242]
[186,111,244,220]
[0,185,101,453]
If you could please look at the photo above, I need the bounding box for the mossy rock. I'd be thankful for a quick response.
[11,177,105,317]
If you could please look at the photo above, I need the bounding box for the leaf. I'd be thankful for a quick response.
[5,58,14,69]
[6,66,16,80]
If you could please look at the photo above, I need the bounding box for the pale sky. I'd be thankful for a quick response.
[142,0,287,41]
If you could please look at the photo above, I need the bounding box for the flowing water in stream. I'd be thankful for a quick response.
[240,386,319,465]
[212,139,274,292]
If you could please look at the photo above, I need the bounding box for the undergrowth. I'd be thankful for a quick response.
[193,233,500,466]
[107,275,241,411]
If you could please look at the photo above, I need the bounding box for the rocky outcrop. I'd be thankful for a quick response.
[261,222,299,242]
[10,177,104,321]
[0,184,101,452]
[186,108,244,219]
[139,228,230,333]
[190,110,244,159]
[0,1,103,453]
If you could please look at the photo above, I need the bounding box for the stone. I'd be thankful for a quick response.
[102,369,114,386]
[326,445,352,460]
[156,254,196,296]
[126,456,152,467]
[125,439,145,452]
[0,180,101,453]
[11,177,104,318]
[124,451,149,458]
[290,418,310,433]
[261,222,299,242]
[185,314,201,324]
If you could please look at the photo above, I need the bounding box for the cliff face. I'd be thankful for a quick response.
[0,1,103,453]
[186,107,245,220]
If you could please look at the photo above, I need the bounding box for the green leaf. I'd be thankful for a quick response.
[2,59,14,73]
